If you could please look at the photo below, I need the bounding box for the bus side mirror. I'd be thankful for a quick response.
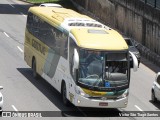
[0,86,3,90]
[129,51,138,72]
[72,48,79,73]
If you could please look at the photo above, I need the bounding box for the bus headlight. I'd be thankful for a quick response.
[117,90,129,99]
[75,86,89,97]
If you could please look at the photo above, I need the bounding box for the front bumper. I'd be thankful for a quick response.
[74,95,128,108]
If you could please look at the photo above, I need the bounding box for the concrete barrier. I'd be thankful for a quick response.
[70,0,160,67]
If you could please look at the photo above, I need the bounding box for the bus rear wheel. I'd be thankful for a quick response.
[32,59,39,79]
[62,82,70,106]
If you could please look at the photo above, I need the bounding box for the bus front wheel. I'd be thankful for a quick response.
[62,82,70,106]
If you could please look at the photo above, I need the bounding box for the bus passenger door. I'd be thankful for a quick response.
[68,36,78,103]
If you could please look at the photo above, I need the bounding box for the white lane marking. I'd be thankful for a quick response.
[12,105,18,111]
[20,12,26,17]
[134,105,143,111]
[9,4,15,8]
[17,46,23,53]
[3,32,9,37]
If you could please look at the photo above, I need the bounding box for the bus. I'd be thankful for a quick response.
[24,6,138,108]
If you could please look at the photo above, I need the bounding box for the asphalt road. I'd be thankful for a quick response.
[0,0,160,119]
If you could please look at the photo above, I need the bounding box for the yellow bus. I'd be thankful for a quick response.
[24,6,138,108]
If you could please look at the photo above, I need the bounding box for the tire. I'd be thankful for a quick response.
[62,82,70,106]
[138,60,140,68]
[32,59,39,79]
[151,90,157,103]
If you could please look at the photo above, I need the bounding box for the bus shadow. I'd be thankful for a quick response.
[76,107,122,117]
[0,4,33,15]
[140,57,160,73]
[17,68,79,115]
[149,100,160,110]
[17,68,122,117]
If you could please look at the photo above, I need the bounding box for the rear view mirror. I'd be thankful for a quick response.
[0,86,3,90]
[129,51,138,72]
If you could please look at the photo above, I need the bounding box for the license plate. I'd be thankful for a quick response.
[99,102,108,106]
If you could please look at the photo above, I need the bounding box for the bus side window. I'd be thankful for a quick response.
[27,13,68,59]
[27,12,33,33]
[38,21,56,50]
[32,15,40,38]
[45,28,56,48]
[50,27,68,59]
[64,33,68,59]
[54,28,60,55]
[27,13,42,42]
[59,32,68,59]
[38,19,48,43]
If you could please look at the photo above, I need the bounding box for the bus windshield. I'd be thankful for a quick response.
[78,49,129,90]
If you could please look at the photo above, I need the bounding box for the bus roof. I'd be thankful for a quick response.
[29,7,94,27]
[71,28,128,50]
[29,7,128,50]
